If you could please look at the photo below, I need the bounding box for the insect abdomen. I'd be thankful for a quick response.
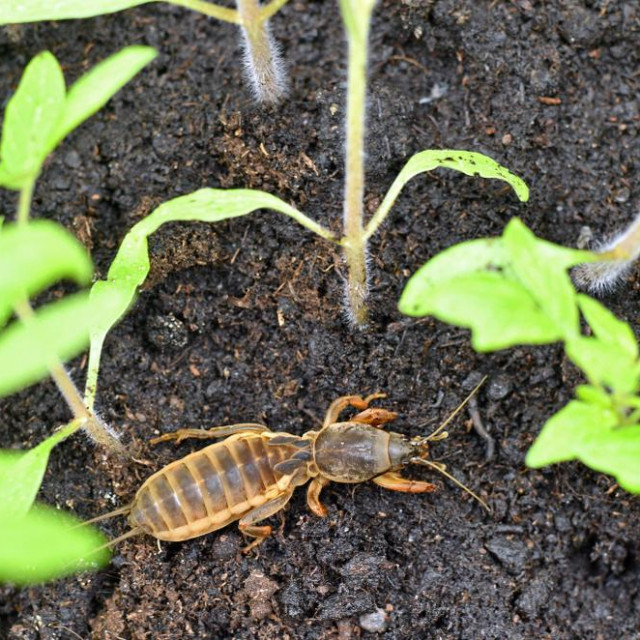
[129,434,294,542]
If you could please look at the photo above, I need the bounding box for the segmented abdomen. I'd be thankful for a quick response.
[129,433,296,541]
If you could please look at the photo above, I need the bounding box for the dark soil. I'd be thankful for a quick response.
[1,1,640,638]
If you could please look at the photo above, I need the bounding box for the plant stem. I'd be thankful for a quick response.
[14,185,125,455]
[236,0,287,103]
[13,300,125,454]
[573,211,640,292]
[340,4,372,327]
[17,180,34,225]
[167,0,240,23]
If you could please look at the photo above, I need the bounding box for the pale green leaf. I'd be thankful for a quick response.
[0,503,109,585]
[503,218,579,339]
[408,272,563,351]
[398,238,505,316]
[0,0,154,23]
[0,221,92,327]
[577,294,638,360]
[85,188,328,406]
[565,337,640,395]
[0,289,119,398]
[367,150,529,240]
[577,428,640,493]
[0,421,79,519]
[574,384,613,409]
[52,46,157,148]
[0,52,65,190]
[525,400,618,467]
[526,400,640,493]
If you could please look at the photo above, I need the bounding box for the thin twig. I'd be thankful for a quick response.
[468,396,495,462]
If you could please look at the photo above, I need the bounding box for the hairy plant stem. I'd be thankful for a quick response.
[341,8,371,327]
[236,0,286,102]
[15,185,124,454]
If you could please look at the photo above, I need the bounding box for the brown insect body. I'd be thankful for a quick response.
[128,432,309,542]
[89,392,486,552]
[312,421,414,483]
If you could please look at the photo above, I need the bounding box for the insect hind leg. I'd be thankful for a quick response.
[150,423,269,445]
[238,491,294,553]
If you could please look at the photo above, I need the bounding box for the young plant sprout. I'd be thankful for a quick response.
[0,48,159,585]
[0,0,289,103]
[0,47,157,451]
[399,218,640,493]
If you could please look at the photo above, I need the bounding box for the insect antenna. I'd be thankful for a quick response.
[412,457,491,513]
[71,504,132,529]
[416,375,488,444]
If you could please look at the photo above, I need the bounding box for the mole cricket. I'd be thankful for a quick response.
[84,387,489,553]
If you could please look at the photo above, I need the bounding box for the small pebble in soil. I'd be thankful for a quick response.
[485,536,529,574]
[243,570,279,620]
[359,608,388,633]
[210,533,240,560]
[487,375,513,400]
[146,314,189,351]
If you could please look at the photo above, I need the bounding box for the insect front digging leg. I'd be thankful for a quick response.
[371,471,437,494]
[322,393,386,428]
[306,476,330,517]
[349,407,398,427]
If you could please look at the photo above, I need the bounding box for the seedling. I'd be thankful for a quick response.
[0,0,289,103]
[0,49,156,584]
[0,221,116,584]
[399,218,640,492]
[0,46,156,448]
[81,0,528,370]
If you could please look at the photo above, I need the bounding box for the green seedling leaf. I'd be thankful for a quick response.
[0,47,155,191]
[408,271,563,351]
[85,188,328,406]
[0,421,80,520]
[0,503,110,585]
[0,289,120,398]
[0,0,155,22]
[526,400,618,467]
[577,294,638,360]
[574,384,613,409]
[52,46,157,148]
[399,238,505,316]
[0,220,92,327]
[366,150,529,240]
[565,336,640,395]
[0,52,65,190]
[0,0,239,24]
[503,218,580,339]
[526,400,640,493]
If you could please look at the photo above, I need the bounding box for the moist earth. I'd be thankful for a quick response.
[1,1,639,638]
